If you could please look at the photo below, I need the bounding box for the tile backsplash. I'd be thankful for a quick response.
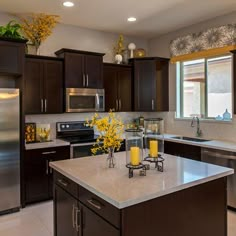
[25,112,166,139]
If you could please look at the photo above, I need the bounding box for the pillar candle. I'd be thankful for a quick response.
[130,147,140,166]
[150,140,158,158]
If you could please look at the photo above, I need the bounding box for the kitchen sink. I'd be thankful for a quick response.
[171,136,211,142]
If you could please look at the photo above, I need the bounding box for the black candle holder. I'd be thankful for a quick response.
[144,154,164,172]
[126,163,149,178]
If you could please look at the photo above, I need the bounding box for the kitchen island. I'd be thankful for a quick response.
[50,152,233,236]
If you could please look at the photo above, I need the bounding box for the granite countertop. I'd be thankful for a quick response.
[25,139,70,150]
[163,134,236,152]
[50,152,233,209]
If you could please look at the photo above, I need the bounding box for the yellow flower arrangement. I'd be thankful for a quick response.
[19,13,59,49]
[114,34,125,55]
[87,111,124,155]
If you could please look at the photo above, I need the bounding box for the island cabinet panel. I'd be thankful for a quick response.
[23,146,70,205]
[82,203,119,236]
[129,57,169,112]
[55,49,105,89]
[79,186,120,228]
[164,140,201,161]
[54,185,79,236]
[0,39,26,75]
[103,63,132,112]
[121,178,227,236]
[24,55,63,114]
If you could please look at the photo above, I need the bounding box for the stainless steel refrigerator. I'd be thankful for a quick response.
[0,88,20,214]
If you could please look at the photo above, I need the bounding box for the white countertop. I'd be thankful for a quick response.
[164,134,236,152]
[50,152,233,209]
[25,139,70,150]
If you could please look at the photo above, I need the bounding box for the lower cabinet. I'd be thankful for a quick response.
[164,140,201,161]
[23,146,70,205]
[54,172,119,236]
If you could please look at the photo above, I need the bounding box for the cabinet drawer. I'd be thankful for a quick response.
[54,171,78,198]
[78,186,120,228]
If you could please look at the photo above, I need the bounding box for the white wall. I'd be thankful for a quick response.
[0,12,148,62]
[148,11,236,142]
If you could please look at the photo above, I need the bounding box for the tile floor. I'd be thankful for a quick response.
[0,201,235,236]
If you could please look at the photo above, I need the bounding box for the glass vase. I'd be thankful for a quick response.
[107,147,115,168]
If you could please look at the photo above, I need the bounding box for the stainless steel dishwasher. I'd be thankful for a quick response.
[201,148,236,209]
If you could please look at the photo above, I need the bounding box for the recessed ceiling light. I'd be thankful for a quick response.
[127,17,137,22]
[63,1,74,7]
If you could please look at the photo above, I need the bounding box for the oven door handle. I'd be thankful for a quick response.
[71,142,97,147]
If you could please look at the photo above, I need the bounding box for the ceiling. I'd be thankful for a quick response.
[1,0,236,39]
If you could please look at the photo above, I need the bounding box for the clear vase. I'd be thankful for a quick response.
[107,147,115,168]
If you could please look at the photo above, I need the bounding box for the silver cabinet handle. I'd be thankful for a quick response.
[75,207,81,232]
[87,199,102,210]
[41,99,44,113]
[116,99,118,111]
[86,74,89,87]
[46,159,49,175]
[152,99,154,111]
[119,99,122,111]
[83,74,86,87]
[49,160,53,174]
[42,151,56,155]
[57,179,68,187]
[44,99,47,113]
[72,204,76,229]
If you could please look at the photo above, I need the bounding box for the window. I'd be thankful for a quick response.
[176,55,232,120]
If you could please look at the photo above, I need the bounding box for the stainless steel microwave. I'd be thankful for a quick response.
[66,88,105,112]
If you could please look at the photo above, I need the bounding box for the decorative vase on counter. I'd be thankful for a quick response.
[107,147,116,168]
[115,54,122,64]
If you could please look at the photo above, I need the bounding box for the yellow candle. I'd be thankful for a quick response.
[150,140,158,158]
[130,147,140,166]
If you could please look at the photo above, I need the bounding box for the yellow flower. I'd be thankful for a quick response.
[86,110,124,154]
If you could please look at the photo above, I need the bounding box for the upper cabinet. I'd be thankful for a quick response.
[55,49,105,88]
[103,63,132,112]
[24,55,63,114]
[129,57,169,112]
[0,38,27,76]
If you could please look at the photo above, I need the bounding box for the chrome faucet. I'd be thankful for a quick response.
[191,116,202,137]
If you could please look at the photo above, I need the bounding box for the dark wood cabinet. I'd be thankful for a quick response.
[103,63,132,112]
[164,140,201,161]
[24,55,63,114]
[54,185,79,236]
[55,49,105,88]
[24,146,70,204]
[54,173,120,236]
[53,170,227,236]
[0,38,26,76]
[129,57,169,112]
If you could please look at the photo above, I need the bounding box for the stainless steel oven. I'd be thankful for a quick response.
[70,142,96,158]
[66,88,105,112]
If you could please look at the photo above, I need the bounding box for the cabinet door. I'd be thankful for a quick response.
[65,53,84,88]
[134,60,156,111]
[24,149,50,203]
[118,67,132,111]
[44,60,63,113]
[85,55,103,88]
[0,41,24,75]
[82,203,119,236]
[103,65,119,111]
[48,146,70,198]
[54,185,79,236]
[24,58,44,114]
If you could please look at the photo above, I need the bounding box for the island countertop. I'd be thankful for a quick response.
[50,152,233,209]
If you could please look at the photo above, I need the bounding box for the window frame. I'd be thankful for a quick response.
[176,54,233,120]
